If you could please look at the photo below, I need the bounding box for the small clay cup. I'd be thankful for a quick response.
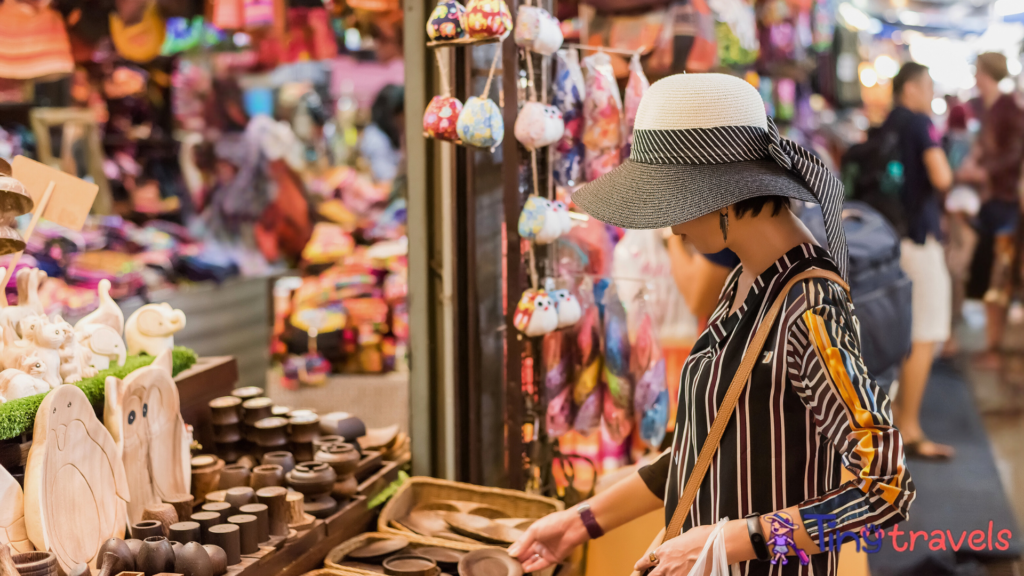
[315,442,360,476]
[231,386,264,401]
[286,461,337,499]
[250,464,284,489]
[131,520,164,540]
[137,537,175,576]
[253,417,290,453]
[191,512,222,543]
[242,398,274,426]
[212,423,243,444]
[97,538,135,572]
[202,545,228,576]
[207,525,241,566]
[239,503,270,543]
[261,451,296,474]
[224,486,255,515]
[288,413,321,444]
[170,522,201,544]
[218,463,250,489]
[174,541,213,576]
[208,397,242,425]
[13,551,58,576]
[227,514,260,555]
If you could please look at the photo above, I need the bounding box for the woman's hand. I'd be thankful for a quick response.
[632,525,718,576]
[508,509,590,573]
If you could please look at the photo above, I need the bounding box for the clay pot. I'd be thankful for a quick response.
[249,464,284,489]
[170,522,201,544]
[313,435,346,453]
[12,551,58,576]
[286,461,337,499]
[125,539,144,561]
[97,538,135,572]
[208,397,242,425]
[332,474,359,499]
[231,386,264,401]
[227,514,260,555]
[242,398,274,426]
[131,520,164,540]
[218,464,251,489]
[172,541,184,556]
[239,504,270,543]
[174,542,213,576]
[212,423,243,444]
[315,443,360,476]
[137,536,175,576]
[207,525,241,566]
[253,417,290,452]
[288,413,320,444]
[202,545,227,576]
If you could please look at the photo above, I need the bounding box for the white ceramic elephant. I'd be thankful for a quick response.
[77,324,126,371]
[125,303,186,357]
[74,278,124,336]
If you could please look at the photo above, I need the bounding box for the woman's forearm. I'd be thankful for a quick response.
[587,471,665,535]
[723,505,821,564]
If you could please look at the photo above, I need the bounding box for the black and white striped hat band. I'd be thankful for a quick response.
[632,117,848,281]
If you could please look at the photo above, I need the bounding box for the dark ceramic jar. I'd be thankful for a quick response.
[97,539,134,573]
[131,520,164,540]
[313,435,346,453]
[202,545,228,576]
[208,397,242,425]
[174,541,213,576]
[253,417,290,451]
[249,464,284,489]
[125,539,143,561]
[285,461,337,498]
[314,442,360,476]
[137,536,175,576]
[260,451,295,474]
[242,398,274,426]
[288,412,320,444]
[218,463,251,489]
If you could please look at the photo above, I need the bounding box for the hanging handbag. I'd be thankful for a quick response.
[629,268,849,576]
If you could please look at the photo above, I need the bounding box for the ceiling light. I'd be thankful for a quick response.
[875,55,900,78]
[932,98,948,115]
[860,67,878,87]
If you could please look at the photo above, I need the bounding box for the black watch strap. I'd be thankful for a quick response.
[746,513,770,562]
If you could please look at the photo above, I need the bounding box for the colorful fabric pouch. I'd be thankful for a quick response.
[426,0,467,41]
[465,0,512,39]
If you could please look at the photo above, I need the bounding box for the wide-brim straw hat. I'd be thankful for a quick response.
[572,73,848,279]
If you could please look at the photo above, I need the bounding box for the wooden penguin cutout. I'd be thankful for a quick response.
[24,385,130,573]
[0,465,33,553]
[105,349,188,524]
[74,279,124,336]
[125,303,185,357]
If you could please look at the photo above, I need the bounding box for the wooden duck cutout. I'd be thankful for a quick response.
[24,385,130,573]
[57,319,96,384]
[125,303,185,356]
[0,465,33,553]
[0,354,51,403]
[105,349,188,524]
[2,316,63,388]
[0,269,46,338]
[73,279,124,336]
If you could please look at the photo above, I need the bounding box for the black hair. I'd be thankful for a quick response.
[371,84,405,150]
[893,62,929,97]
[733,195,789,219]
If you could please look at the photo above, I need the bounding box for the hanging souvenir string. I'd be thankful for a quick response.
[434,48,452,97]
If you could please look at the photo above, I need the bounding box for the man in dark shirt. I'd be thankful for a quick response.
[881,63,954,459]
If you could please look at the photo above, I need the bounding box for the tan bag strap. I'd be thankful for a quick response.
[664,268,849,539]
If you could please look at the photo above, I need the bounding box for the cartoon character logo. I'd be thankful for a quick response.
[767,512,810,566]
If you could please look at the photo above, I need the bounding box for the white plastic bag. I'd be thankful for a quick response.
[686,518,732,576]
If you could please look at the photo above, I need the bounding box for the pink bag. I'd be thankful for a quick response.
[622,53,650,158]
[581,52,622,151]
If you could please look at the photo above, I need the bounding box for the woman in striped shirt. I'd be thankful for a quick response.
[508,74,914,575]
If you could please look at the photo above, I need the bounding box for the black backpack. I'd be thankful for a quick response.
[840,126,909,237]
[799,201,912,389]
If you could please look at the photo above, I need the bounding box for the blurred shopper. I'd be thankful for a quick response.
[882,63,954,458]
[359,84,405,183]
[942,104,980,356]
[960,53,1024,369]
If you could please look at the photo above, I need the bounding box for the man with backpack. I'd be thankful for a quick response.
[850,62,954,459]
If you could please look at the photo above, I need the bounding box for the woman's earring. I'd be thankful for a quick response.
[719,211,729,242]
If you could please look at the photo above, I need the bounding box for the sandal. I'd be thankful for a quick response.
[904,437,955,461]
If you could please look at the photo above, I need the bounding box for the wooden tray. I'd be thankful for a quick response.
[353,452,383,483]
[357,460,402,500]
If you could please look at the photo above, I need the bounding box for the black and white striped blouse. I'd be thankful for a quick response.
[639,243,915,576]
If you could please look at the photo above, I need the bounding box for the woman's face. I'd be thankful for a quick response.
[670,209,728,254]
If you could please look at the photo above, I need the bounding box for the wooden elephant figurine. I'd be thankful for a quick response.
[76,324,126,371]
[125,303,186,357]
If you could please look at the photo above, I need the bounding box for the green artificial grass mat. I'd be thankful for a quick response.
[0,346,198,441]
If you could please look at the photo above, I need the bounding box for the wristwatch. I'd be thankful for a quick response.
[745,513,770,562]
[576,503,605,540]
